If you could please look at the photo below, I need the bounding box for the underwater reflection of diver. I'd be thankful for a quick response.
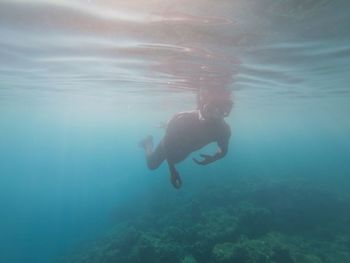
[139,89,232,189]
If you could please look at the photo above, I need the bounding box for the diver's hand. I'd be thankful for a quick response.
[170,170,182,189]
[155,121,168,129]
[193,153,215,165]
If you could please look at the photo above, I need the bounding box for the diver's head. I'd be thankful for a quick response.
[198,88,233,120]
[201,99,233,120]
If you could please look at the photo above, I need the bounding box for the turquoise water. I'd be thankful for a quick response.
[1,1,350,262]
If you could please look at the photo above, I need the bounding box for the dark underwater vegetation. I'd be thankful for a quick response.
[62,175,350,263]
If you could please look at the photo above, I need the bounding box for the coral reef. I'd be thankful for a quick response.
[63,180,350,263]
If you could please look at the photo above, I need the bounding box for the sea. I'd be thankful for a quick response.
[0,0,350,262]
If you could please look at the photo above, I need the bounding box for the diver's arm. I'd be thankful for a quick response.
[167,161,182,189]
[193,125,230,165]
[193,145,228,165]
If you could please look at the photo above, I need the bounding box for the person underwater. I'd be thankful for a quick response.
[139,89,233,189]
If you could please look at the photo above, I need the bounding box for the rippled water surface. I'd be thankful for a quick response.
[0,1,350,263]
[1,0,350,100]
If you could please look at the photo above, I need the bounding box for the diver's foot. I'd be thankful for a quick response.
[170,173,182,189]
[138,135,153,150]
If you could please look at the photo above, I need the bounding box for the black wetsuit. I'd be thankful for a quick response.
[149,110,231,167]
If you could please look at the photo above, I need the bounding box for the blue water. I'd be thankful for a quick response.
[0,0,350,262]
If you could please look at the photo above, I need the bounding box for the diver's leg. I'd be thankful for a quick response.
[139,136,165,170]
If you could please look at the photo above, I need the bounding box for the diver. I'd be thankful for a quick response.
[139,89,232,189]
